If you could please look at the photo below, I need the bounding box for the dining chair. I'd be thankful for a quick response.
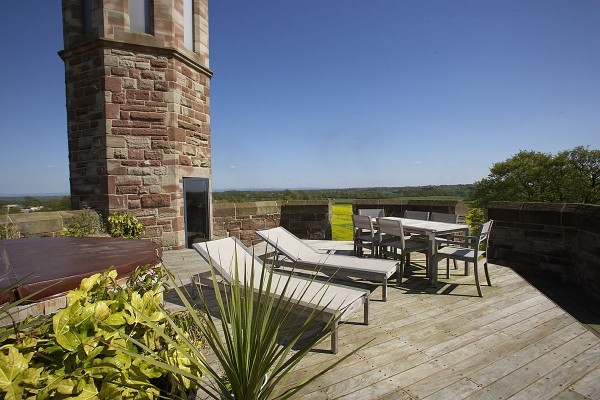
[358,208,385,218]
[435,220,494,297]
[352,214,381,258]
[404,210,430,220]
[377,218,428,283]
[430,212,460,270]
[429,212,458,223]
[402,210,430,244]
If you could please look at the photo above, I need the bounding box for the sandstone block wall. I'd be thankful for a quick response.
[487,202,600,302]
[213,201,332,246]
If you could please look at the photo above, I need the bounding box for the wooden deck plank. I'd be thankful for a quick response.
[328,296,561,399]
[405,305,571,398]
[336,379,412,400]
[291,274,533,382]
[288,277,534,394]
[295,287,548,398]
[160,248,600,400]
[564,365,600,400]
[284,295,521,385]
[284,266,580,394]
[551,391,590,400]
[508,343,600,400]
[422,321,587,400]
[464,331,598,400]
[375,389,416,400]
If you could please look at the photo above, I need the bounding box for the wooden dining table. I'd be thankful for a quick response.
[377,217,470,286]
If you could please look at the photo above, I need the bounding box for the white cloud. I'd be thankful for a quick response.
[414,161,423,164]
[229,165,237,169]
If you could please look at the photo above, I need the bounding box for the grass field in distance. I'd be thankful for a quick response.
[331,203,353,241]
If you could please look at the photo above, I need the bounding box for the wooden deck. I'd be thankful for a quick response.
[162,245,600,400]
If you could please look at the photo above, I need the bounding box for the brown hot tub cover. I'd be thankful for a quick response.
[0,237,162,304]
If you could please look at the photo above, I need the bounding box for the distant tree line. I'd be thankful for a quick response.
[213,185,475,203]
[0,196,71,213]
[1,186,474,213]
[6,146,596,211]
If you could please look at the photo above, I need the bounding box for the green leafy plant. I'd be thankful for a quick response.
[122,252,368,399]
[466,207,485,235]
[0,266,203,399]
[60,208,106,237]
[108,212,146,239]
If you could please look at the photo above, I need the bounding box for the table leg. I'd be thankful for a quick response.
[428,231,437,287]
[461,228,470,276]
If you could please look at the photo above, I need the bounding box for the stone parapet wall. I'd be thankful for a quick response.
[213,201,332,246]
[487,201,600,302]
[0,210,98,238]
[352,199,468,221]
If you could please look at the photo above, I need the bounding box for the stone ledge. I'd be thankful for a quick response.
[0,210,99,237]
[488,201,600,234]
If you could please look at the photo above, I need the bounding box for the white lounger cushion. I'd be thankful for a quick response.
[256,227,401,301]
[256,227,398,280]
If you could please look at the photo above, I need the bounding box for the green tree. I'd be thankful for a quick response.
[558,146,600,204]
[47,195,71,210]
[472,146,600,207]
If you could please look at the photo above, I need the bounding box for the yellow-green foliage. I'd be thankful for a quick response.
[0,267,203,399]
[332,204,353,241]
[466,208,485,235]
[108,212,145,239]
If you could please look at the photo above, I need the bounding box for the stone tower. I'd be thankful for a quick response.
[59,0,212,249]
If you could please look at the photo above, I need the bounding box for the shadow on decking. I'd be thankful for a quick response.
[517,272,600,337]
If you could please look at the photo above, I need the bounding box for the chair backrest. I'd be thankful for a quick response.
[478,220,493,241]
[404,210,429,220]
[376,218,406,248]
[476,220,494,256]
[352,214,375,240]
[358,208,384,218]
[430,212,458,224]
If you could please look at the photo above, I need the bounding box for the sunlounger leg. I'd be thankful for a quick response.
[364,295,370,325]
[331,320,339,354]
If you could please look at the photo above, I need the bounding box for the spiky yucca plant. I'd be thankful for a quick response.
[120,248,366,399]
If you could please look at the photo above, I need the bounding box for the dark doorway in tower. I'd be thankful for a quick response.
[183,178,210,248]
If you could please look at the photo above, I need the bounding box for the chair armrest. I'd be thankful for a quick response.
[435,236,477,247]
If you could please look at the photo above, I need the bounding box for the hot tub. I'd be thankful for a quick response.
[1,237,162,307]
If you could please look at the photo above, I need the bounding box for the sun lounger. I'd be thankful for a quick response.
[256,227,401,301]
[193,237,370,354]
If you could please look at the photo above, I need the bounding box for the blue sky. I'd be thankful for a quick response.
[1,1,599,195]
